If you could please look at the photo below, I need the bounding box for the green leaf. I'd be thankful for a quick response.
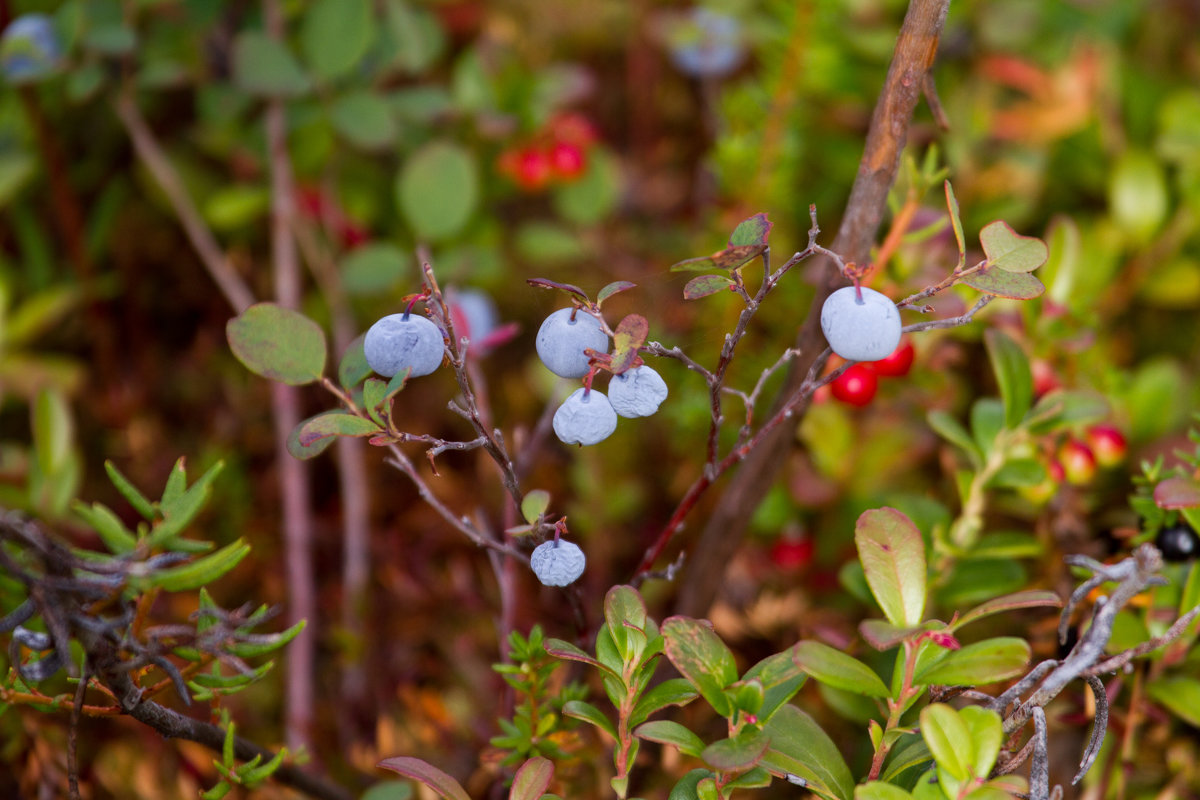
[727,767,772,790]
[339,337,372,388]
[1025,390,1109,435]
[288,411,343,460]
[919,704,970,781]
[1146,677,1200,727]
[729,679,765,717]
[32,388,71,477]
[970,398,1005,455]
[150,460,224,548]
[610,314,649,374]
[945,182,966,270]
[510,757,553,800]
[552,149,620,226]
[104,460,155,520]
[914,637,1030,687]
[630,678,698,726]
[544,638,620,681]
[855,508,927,628]
[397,142,478,242]
[597,281,636,305]
[960,706,1003,776]
[340,243,409,296]
[73,501,137,554]
[859,620,925,651]
[300,0,372,82]
[563,699,617,740]
[856,782,916,800]
[670,245,764,273]
[148,539,251,592]
[520,490,551,524]
[384,0,445,75]
[227,304,327,386]
[684,275,734,300]
[927,411,982,467]
[728,213,772,247]
[227,619,306,659]
[604,584,648,660]
[203,185,269,232]
[792,641,889,697]
[880,735,932,782]
[960,266,1045,300]
[191,661,273,689]
[297,412,381,447]
[985,329,1032,429]
[361,781,414,800]
[987,459,1046,489]
[950,591,1061,633]
[232,31,310,97]
[1109,149,1168,242]
[634,720,706,758]
[979,222,1048,273]
[761,705,854,800]
[662,616,739,717]
[238,747,288,787]
[331,90,398,151]
[161,456,188,509]
[668,769,713,800]
[378,757,470,800]
[702,728,770,771]
[742,648,807,721]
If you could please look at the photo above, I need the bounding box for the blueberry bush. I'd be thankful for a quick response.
[1,2,1200,800]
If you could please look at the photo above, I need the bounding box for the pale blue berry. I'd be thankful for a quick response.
[820,286,902,362]
[1,14,63,84]
[363,313,444,378]
[553,388,617,446]
[536,308,609,378]
[609,365,668,418]
[530,540,586,586]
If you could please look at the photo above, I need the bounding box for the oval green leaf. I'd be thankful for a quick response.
[761,705,855,800]
[919,704,970,781]
[984,329,1032,429]
[979,221,1048,273]
[232,32,311,97]
[684,275,734,300]
[331,90,398,152]
[855,508,927,628]
[662,616,738,717]
[792,641,890,698]
[520,489,551,523]
[341,243,408,295]
[227,303,327,386]
[635,720,706,758]
[728,213,772,247]
[510,757,553,800]
[298,412,381,447]
[397,141,478,242]
[961,265,1045,300]
[702,728,769,771]
[914,637,1030,687]
[301,0,372,83]
[1146,677,1200,727]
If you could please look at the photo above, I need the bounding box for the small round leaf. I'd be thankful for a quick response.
[227,303,327,385]
[396,141,478,242]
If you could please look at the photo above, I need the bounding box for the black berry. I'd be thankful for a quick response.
[1155,523,1200,563]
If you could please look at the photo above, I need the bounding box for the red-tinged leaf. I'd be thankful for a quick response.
[368,434,393,446]
[961,265,1045,299]
[728,213,772,247]
[684,275,734,300]
[979,221,1048,273]
[949,590,1062,633]
[856,508,927,628]
[378,757,470,800]
[1155,476,1200,509]
[544,638,621,681]
[287,411,343,460]
[597,280,636,305]
[670,244,765,273]
[662,616,738,717]
[297,412,381,446]
[510,757,553,800]
[859,619,924,651]
[945,182,966,271]
[610,314,649,374]
[526,277,589,301]
[227,303,327,385]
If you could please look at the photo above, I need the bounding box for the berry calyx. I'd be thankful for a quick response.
[529,539,586,586]
[820,286,903,362]
[553,388,618,446]
[363,313,445,378]
[1155,523,1199,563]
[870,338,915,378]
[830,364,878,407]
[608,365,669,418]
[536,308,609,378]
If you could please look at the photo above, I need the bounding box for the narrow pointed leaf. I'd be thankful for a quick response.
[662,616,738,717]
[510,757,553,800]
[526,278,589,301]
[945,182,966,270]
[544,638,621,681]
[228,619,306,658]
[227,303,327,385]
[635,720,706,758]
[104,461,155,520]
[859,620,925,651]
[563,699,617,739]
[148,539,251,592]
[762,705,855,800]
[728,213,772,247]
[855,508,927,628]
[927,411,982,466]
[684,275,734,300]
[378,757,470,800]
[73,501,137,554]
[792,641,889,697]
[961,266,1045,299]
[914,637,1030,686]
[702,728,769,771]
[979,221,1048,273]
[950,591,1061,632]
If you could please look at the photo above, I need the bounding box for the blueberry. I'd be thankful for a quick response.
[529,540,586,586]
[553,388,618,446]
[1,14,63,84]
[447,287,498,343]
[536,308,609,378]
[667,9,744,78]
[820,286,903,362]
[608,365,668,418]
[363,313,445,378]
[1155,523,1199,563]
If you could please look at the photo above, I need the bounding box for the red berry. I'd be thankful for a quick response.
[1086,425,1127,467]
[1058,440,1096,486]
[770,537,813,570]
[1031,359,1061,398]
[870,338,915,378]
[830,364,878,407]
[1047,459,1066,484]
[549,112,598,147]
[549,141,587,180]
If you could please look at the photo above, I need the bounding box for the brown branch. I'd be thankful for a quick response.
[674,0,951,616]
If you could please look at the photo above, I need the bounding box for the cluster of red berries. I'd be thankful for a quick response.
[820,338,915,407]
[496,113,597,192]
[1021,424,1128,504]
